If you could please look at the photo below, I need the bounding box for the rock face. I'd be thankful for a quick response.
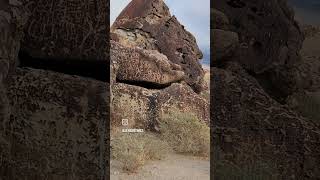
[111,41,184,86]
[212,29,239,62]
[211,9,230,30]
[111,0,205,93]
[110,0,209,130]
[215,0,303,72]
[2,68,108,179]
[112,82,209,131]
[0,0,110,179]
[213,0,305,99]
[21,0,109,61]
[212,0,320,179]
[212,63,320,179]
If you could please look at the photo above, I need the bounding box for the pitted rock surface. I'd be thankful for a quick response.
[212,62,320,179]
[21,0,109,61]
[111,0,205,93]
[213,0,306,99]
[112,82,209,131]
[1,68,109,179]
[214,0,303,72]
[111,40,184,86]
[211,9,230,30]
[212,29,239,62]
[0,0,110,179]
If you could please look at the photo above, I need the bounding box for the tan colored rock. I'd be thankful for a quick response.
[111,82,209,131]
[111,0,205,93]
[111,41,184,86]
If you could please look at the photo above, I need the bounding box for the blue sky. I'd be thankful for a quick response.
[110,0,210,63]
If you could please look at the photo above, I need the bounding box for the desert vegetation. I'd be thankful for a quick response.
[111,109,210,172]
[159,110,210,157]
[111,132,171,172]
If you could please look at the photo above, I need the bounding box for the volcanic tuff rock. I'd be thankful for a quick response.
[212,62,320,179]
[109,0,209,130]
[111,82,209,131]
[211,9,230,30]
[2,68,108,179]
[212,0,320,178]
[212,29,239,62]
[213,0,306,99]
[21,0,109,61]
[0,0,110,179]
[111,40,184,86]
[111,0,205,93]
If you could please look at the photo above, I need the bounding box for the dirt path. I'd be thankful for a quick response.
[110,153,210,180]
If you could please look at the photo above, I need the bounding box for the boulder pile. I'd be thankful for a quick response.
[212,0,320,178]
[110,0,209,130]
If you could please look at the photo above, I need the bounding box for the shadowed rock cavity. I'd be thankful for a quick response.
[18,50,110,82]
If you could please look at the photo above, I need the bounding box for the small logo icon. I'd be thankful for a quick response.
[122,119,129,126]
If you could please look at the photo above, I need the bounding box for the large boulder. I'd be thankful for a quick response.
[20,0,109,61]
[111,0,205,93]
[212,63,320,179]
[1,68,108,179]
[213,0,305,99]
[112,82,209,131]
[212,29,239,62]
[111,40,184,86]
[0,0,110,179]
[211,9,230,30]
[214,0,303,72]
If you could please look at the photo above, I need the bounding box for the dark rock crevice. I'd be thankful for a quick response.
[116,78,180,90]
[246,69,288,104]
[18,51,110,82]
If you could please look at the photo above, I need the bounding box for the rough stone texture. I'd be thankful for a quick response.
[111,40,184,86]
[111,0,205,93]
[214,0,303,72]
[112,82,209,131]
[211,9,230,30]
[0,0,110,179]
[287,91,320,123]
[21,0,109,61]
[0,0,29,126]
[213,0,305,98]
[1,68,108,179]
[212,29,239,62]
[211,62,320,179]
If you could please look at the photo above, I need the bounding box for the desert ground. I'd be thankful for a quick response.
[110,153,210,180]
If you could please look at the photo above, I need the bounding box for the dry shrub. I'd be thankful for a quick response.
[111,132,170,172]
[159,110,210,157]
